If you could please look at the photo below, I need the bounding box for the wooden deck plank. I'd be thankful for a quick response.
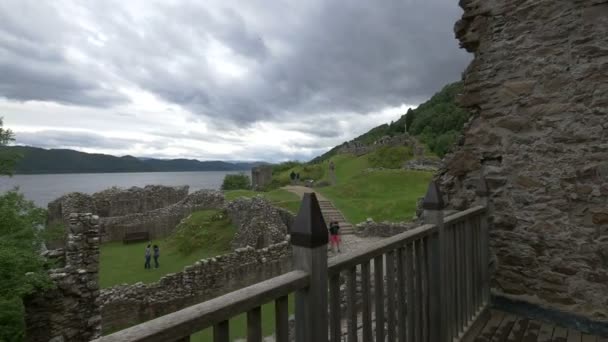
[567,330,581,342]
[506,318,529,342]
[475,310,505,342]
[522,321,542,342]
[552,327,568,342]
[463,309,491,342]
[582,334,598,342]
[538,322,556,342]
[491,314,517,342]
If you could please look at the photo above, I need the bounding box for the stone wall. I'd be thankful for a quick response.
[225,196,290,249]
[99,240,291,333]
[100,190,225,242]
[251,166,272,190]
[439,0,608,322]
[354,220,417,238]
[24,213,102,342]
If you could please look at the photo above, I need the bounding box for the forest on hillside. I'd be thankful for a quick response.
[2,146,257,174]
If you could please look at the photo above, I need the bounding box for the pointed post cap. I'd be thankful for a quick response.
[422,181,445,210]
[476,173,489,196]
[291,193,329,248]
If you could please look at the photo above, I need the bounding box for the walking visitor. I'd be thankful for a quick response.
[329,220,341,253]
[144,244,151,269]
[153,244,160,269]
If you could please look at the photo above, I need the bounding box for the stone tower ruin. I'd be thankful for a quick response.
[438,0,608,323]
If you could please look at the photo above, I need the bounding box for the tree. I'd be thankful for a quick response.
[0,118,20,176]
[221,173,251,190]
[0,119,52,341]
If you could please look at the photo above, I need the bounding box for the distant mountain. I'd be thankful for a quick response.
[3,146,262,174]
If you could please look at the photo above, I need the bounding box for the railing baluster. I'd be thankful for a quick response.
[361,261,373,342]
[459,221,466,333]
[449,224,460,338]
[423,236,431,342]
[347,266,357,342]
[175,336,190,342]
[471,217,478,315]
[247,306,262,342]
[374,255,385,342]
[474,215,481,312]
[465,218,472,325]
[275,296,288,342]
[213,320,229,342]
[386,251,397,342]
[329,274,341,342]
[406,243,414,342]
[415,239,424,341]
[397,248,407,342]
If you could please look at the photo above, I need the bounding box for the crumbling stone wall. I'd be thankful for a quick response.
[225,196,290,249]
[439,0,608,322]
[92,185,188,217]
[47,187,225,243]
[100,190,225,242]
[47,185,188,224]
[24,213,101,341]
[99,241,291,333]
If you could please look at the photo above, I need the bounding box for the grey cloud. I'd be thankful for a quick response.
[1,0,470,159]
[0,1,128,107]
[74,0,469,125]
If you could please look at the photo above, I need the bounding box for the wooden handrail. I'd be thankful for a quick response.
[93,270,310,342]
[328,223,437,275]
[444,205,486,225]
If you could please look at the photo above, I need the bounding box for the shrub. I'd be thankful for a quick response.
[221,173,251,190]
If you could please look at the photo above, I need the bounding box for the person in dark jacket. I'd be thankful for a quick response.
[144,244,151,269]
[153,245,160,268]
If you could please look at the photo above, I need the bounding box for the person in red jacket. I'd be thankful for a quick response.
[329,221,341,253]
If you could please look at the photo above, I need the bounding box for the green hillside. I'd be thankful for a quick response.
[311,81,470,163]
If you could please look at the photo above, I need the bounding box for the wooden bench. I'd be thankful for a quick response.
[122,232,150,244]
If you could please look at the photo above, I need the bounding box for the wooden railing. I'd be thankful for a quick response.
[94,179,490,342]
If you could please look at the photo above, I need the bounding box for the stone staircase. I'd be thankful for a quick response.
[318,200,355,235]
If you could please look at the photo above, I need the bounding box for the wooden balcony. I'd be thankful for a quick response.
[93,180,606,342]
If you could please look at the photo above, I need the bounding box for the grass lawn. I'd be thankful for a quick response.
[224,188,301,214]
[99,209,235,288]
[318,169,433,223]
[190,294,295,342]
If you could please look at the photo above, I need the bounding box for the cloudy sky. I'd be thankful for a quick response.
[0,0,470,162]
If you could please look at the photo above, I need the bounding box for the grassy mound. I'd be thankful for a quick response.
[224,188,301,213]
[320,169,433,223]
[99,209,235,288]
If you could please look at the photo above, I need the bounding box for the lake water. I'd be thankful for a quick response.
[0,171,247,208]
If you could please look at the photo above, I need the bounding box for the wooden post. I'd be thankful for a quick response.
[423,181,445,342]
[291,193,329,342]
[475,172,491,306]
